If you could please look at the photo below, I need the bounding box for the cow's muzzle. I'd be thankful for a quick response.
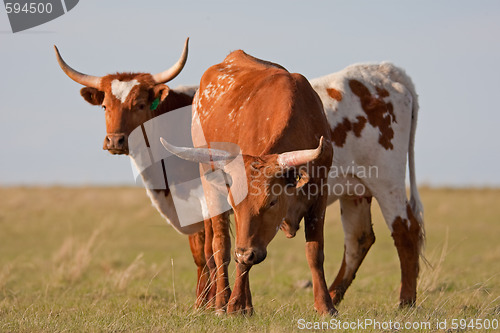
[103,133,129,155]
[234,247,266,266]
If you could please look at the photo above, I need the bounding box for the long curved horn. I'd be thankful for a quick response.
[160,137,237,169]
[53,45,101,88]
[152,37,189,84]
[277,136,326,169]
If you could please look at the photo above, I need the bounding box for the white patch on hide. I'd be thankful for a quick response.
[111,79,140,103]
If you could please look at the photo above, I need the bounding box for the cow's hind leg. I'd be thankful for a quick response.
[376,189,422,307]
[329,197,375,305]
[188,230,211,308]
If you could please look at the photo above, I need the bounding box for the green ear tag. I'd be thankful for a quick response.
[150,98,160,111]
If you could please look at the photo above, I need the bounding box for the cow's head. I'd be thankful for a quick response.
[54,39,189,155]
[161,137,332,266]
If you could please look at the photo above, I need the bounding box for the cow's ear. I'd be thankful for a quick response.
[80,87,104,106]
[152,84,170,102]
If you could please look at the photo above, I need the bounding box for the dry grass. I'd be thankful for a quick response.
[52,229,102,283]
[113,253,145,291]
[0,186,498,332]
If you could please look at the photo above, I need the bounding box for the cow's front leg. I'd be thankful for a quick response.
[188,230,210,308]
[304,199,337,315]
[211,212,232,313]
[227,263,253,315]
[203,218,217,308]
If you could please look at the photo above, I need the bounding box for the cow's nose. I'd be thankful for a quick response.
[235,248,256,265]
[103,133,128,154]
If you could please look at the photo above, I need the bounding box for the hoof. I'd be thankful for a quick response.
[399,298,416,308]
[315,305,338,316]
[214,308,226,316]
[227,304,254,315]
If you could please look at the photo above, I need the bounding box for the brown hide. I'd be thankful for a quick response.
[192,50,335,314]
[195,50,333,259]
[78,72,193,154]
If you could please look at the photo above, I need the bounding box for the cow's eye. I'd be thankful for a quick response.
[138,104,146,111]
[269,199,278,208]
[285,172,300,187]
[102,105,107,111]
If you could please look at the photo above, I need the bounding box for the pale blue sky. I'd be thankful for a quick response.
[0,0,499,186]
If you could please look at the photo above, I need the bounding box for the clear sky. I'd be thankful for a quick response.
[0,0,499,186]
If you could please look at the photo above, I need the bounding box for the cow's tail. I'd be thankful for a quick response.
[380,63,425,256]
[407,78,425,256]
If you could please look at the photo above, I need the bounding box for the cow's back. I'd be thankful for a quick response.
[193,50,330,157]
[310,63,418,200]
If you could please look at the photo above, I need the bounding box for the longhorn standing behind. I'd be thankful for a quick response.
[54,39,213,307]
[310,62,424,307]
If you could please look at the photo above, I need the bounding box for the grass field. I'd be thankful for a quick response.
[0,187,498,332]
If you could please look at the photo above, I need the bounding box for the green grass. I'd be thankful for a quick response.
[0,187,498,332]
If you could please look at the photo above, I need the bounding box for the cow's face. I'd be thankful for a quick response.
[80,74,170,155]
[54,38,189,155]
[231,156,313,265]
[160,136,331,266]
